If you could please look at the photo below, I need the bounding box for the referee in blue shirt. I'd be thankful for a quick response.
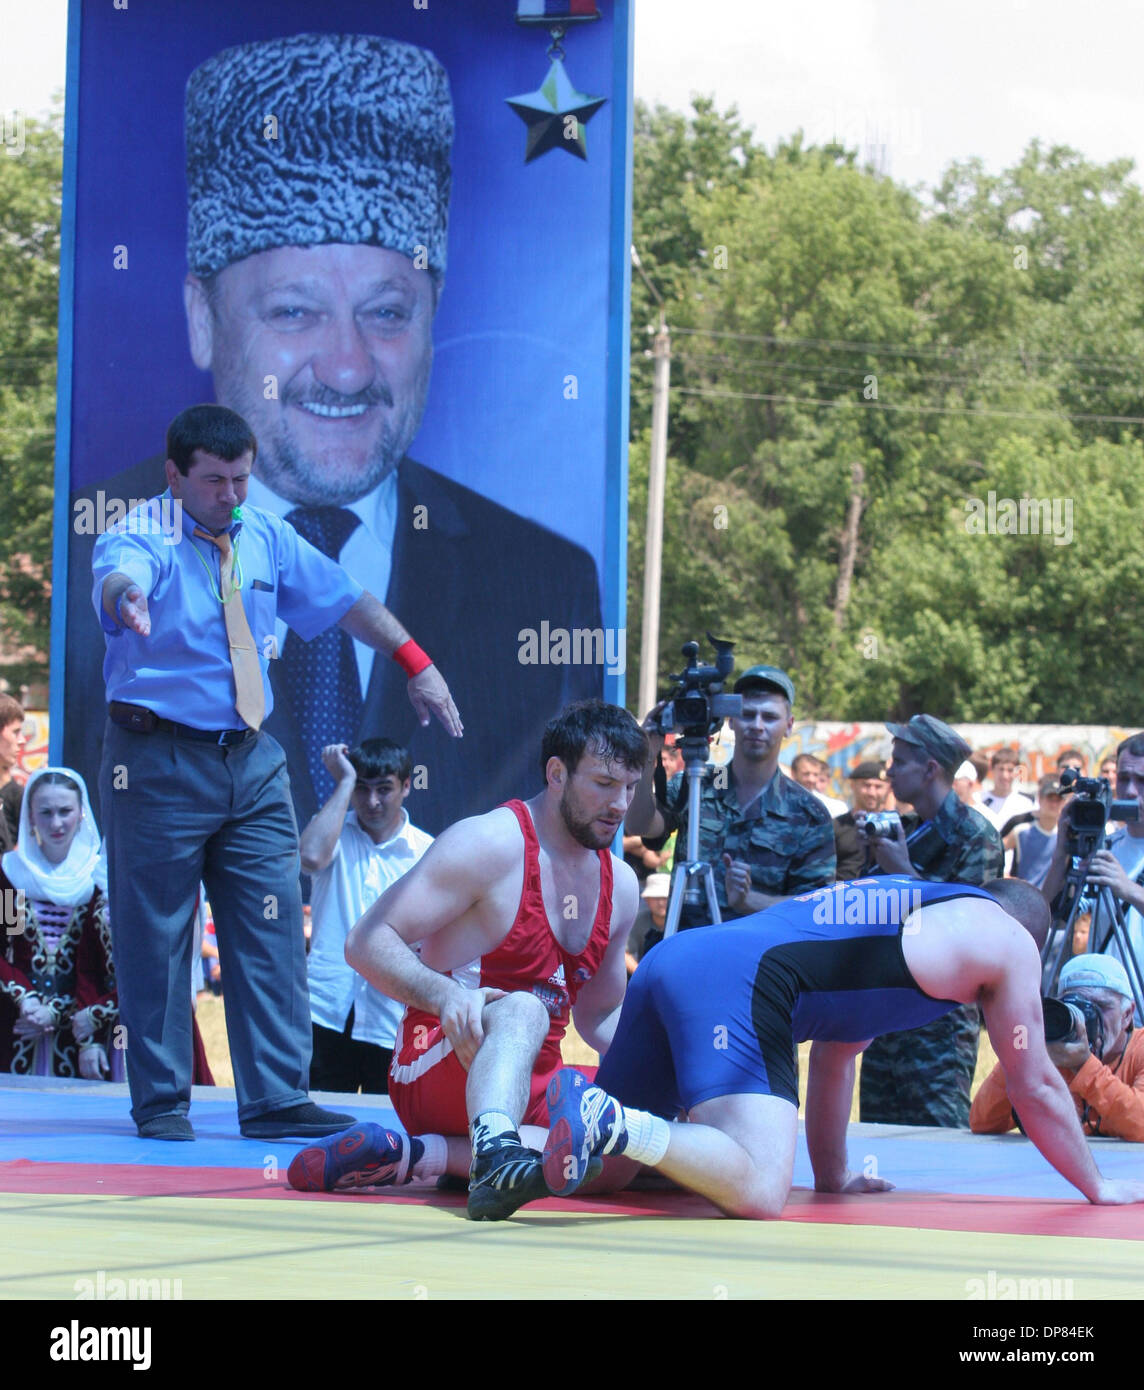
[93,404,462,1140]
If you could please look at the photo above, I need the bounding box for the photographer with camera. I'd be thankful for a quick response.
[625,664,835,943]
[1041,733,1144,974]
[858,715,1004,1128]
[833,759,890,879]
[971,954,1144,1139]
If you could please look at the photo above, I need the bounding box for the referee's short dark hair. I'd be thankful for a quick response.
[166,403,257,475]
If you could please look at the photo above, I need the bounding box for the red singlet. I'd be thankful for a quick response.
[389,800,613,1135]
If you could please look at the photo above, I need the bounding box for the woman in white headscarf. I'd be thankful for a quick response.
[0,767,118,1078]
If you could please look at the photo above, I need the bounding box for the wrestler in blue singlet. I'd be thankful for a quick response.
[596,876,994,1116]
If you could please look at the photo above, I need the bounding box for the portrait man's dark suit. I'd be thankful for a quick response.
[65,457,604,836]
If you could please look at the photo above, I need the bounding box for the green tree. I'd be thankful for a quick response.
[0,109,61,690]
[630,109,1144,727]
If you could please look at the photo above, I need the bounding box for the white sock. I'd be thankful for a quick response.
[470,1111,517,1152]
[618,1106,672,1166]
[410,1132,447,1181]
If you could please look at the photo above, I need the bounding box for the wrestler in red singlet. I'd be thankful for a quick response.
[287,699,645,1221]
[390,800,613,1135]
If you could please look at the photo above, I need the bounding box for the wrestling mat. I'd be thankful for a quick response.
[3,1075,1141,1301]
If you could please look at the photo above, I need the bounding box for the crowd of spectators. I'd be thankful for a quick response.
[4,676,1140,1147]
[623,684,1142,1143]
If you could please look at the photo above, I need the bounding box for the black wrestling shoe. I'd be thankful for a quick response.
[466,1133,549,1221]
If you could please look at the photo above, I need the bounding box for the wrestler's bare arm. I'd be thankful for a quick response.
[572,858,640,1055]
[805,1039,892,1195]
[977,925,1144,1204]
[345,809,519,1024]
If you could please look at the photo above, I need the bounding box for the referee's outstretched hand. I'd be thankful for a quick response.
[117,584,151,637]
[407,663,463,737]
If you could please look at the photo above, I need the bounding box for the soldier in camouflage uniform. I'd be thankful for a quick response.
[858,714,1004,1127]
[625,664,835,945]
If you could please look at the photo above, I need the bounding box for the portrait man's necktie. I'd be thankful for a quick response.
[193,527,265,730]
[280,507,364,801]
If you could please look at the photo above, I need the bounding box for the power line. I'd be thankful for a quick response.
[671,351,1077,394]
[669,325,1144,372]
[668,346,1144,388]
[672,384,1144,426]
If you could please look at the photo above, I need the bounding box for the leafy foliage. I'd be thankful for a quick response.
[0,111,61,689]
[630,102,1144,723]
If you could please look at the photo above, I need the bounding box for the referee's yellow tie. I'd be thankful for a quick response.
[194,527,265,730]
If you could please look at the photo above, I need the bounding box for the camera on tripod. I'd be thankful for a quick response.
[1058,766,1139,858]
[648,633,742,740]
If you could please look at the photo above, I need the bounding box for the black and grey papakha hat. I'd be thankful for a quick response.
[185,32,453,278]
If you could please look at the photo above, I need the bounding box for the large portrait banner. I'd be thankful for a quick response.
[55,0,633,834]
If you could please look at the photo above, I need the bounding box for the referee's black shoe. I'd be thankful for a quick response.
[241,1101,356,1139]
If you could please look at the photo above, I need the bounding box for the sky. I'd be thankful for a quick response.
[5,0,1144,190]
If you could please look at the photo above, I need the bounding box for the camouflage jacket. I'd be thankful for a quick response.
[655,765,836,926]
[877,789,1002,886]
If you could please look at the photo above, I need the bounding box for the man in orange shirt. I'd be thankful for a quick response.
[970,954,1143,1140]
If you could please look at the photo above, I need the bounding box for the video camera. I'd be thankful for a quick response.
[648,634,742,741]
[1058,766,1139,858]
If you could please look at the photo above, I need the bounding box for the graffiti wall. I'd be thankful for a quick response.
[781,723,1131,800]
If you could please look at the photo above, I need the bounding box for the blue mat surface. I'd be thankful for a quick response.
[2,1076,1138,1200]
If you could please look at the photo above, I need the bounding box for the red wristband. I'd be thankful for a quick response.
[393,639,433,678]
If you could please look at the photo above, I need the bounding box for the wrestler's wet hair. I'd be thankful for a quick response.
[541,699,649,779]
[982,877,1051,951]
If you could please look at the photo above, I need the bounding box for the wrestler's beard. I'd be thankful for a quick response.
[558,784,615,851]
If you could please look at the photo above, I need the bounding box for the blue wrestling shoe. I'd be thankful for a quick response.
[287,1123,415,1193]
[542,1068,624,1197]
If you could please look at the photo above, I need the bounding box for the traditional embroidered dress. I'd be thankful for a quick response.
[0,767,117,1077]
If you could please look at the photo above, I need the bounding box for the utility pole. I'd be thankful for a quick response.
[632,245,671,717]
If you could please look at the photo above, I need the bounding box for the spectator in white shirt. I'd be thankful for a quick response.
[981,747,1035,829]
[790,753,848,818]
[299,739,433,1094]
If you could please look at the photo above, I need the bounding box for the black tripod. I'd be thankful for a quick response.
[661,733,723,940]
[1043,839,1144,1017]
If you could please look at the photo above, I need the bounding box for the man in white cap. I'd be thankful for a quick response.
[971,953,1144,1140]
[628,871,670,971]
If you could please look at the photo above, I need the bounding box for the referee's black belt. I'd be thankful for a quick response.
[108,701,257,746]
